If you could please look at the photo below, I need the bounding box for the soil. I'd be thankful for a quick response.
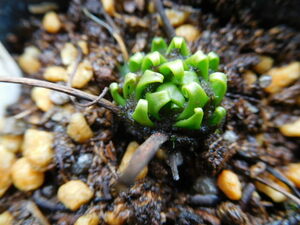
[1,0,300,224]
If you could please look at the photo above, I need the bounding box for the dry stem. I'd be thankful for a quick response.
[0,76,120,114]
[116,132,169,190]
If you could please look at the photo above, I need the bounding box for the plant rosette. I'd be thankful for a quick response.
[110,36,227,142]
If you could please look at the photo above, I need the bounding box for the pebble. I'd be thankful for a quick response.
[67,113,93,143]
[0,211,13,225]
[217,170,242,200]
[42,11,61,33]
[23,129,54,171]
[0,146,15,197]
[11,158,44,191]
[264,62,300,93]
[72,154,93,175]
[283,163,300,188]
[193,176,218,195]
[31,87,54,112]
[58,180,93,211]
[253,56,274,74]
[74,213,99,225]
[279,118,300,137]
[175,24,200,42]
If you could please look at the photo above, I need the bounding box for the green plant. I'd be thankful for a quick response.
[110,36,227,131]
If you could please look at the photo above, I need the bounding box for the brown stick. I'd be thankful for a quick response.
[153,0,176,40]
[0,76,120,114]
[116,132,169,189]
[254,176,300,205]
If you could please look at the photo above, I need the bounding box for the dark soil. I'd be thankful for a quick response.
[1,0,300,224]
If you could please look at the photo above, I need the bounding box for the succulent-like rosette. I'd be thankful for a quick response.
[110,37,227,130]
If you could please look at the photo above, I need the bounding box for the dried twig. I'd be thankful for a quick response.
[0,76,120,114]
[116,132,169,190]
[266,166,300,198]
[153,0,176,40]
[26,201,51,225]
[83,8,129,61]
[254,176,300,206]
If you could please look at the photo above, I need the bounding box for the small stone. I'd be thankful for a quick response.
[61,43,78,66]
[118,142,148,180]
[0,135,23,153]
[18,54,41,75]
[0,146,15,197]
[217,170,242,200]
[258,74,272,88]
[253,56,274,74]
[78,40,89,55]
[279,118,300,137]
[223,130,238,143]
[102,0,116,16]
[193,176,218,195]
[264,62,300,93]
[74,213,99,225]
[67,60,94,88]
[42,11,61,33]
[175,24,200,42]
[104,203,130,225]
[255,173,290,202]
[72,154,93,174]
[31,87,54,112]
[162,9,189,27]
[11,158,44,191]
[50,91,70,105]
[23,129,54,171]
[283,163,300,188]
[67,113,93,143]
[43,66,68,82]
[58,180,93,211]
[0,211,14,225]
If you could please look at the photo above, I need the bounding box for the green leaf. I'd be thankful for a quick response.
[177,82,209,120]
[157,82,185,108]
[129,52,144,72]
[208,106,226,126]
[135,70,164,99]
[123,73,137,99]
[151,37,167,53]
[132,99,154,127]
[141,51,167,71]
[166,36,190,56]
[208,52,220,71]
[109,82,126,106]
[185,51,209,80]
[159,59,186,84]
[175,108,204,129]
[209,72,227,106]
[181,71,200,85]
[146,90,171,119]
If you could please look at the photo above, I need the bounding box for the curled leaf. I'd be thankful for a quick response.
[209,106,226,126]
[129,52,144,72]
[157,82,185,108]
[175,108,204,129]
[146,90,171,119]
[151,37,167,53]
[178,82,209,120]
[159,59,186,84]
[109,82,126,106]
[135,70,164,99]
[123,73,137,99]
[208,52,220,71]
[166,36,190,56]
[185,51,209,80]
[209,72,227,106]
[141,51,167,71]
[132,99,154,127]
